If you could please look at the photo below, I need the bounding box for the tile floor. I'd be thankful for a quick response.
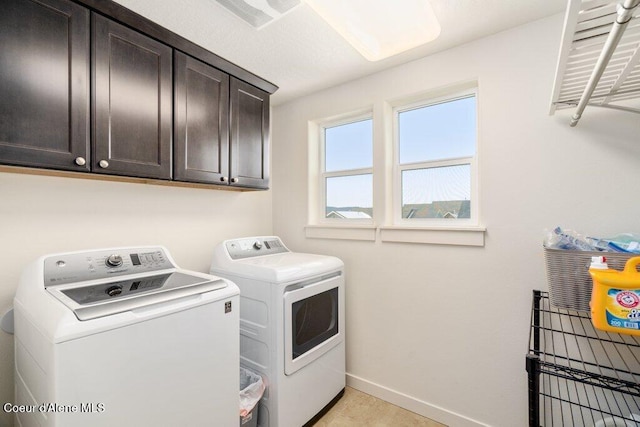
[312,387,447,426]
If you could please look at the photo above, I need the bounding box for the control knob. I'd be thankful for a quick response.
[105,254,123,267]
[253,241,263,250]
[106,286,123,297]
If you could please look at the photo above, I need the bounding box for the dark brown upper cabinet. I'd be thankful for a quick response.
[92,13,173,180]
[175,57,270,189]
[174,52,229,185]
[0,0,90,172]
[230,78,270,190]
[0,0,275,189]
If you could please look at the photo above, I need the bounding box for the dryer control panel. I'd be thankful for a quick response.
[225,237,289,260]
[44,247,174,287]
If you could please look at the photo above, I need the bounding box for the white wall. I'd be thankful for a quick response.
[0,173,271,427]
[272,14,640,427]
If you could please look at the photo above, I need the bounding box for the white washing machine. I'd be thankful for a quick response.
[210,236,345,427]
[13,246,240,427]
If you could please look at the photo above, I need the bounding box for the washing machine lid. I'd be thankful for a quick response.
[211,237,343,283]
[47,271,227,321]
[42,246,228,321]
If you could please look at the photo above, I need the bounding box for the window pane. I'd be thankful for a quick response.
[398,96,476,164]
[401,165,470,219]
[325,119,372,172]
[325,174,372,219]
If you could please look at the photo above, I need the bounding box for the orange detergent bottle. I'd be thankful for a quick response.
[589,256,640,336]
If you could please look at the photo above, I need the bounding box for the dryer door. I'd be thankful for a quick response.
[284,273,343,375]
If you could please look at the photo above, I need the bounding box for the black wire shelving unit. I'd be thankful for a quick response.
[527,290,640,427]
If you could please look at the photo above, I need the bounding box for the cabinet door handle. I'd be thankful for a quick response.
[99,160,109,168]
[230,177,238,183]
[74,157,86,166]
[220,176,228,182]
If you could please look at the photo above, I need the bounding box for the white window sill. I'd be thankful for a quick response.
[379,225,485,246]
[305,224,486,246]
[305,224,377,241]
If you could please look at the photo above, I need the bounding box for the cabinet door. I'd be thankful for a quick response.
[0,0,90,171]
[92,13,172,179]
[229,78,270,189]
[174,52,229,184]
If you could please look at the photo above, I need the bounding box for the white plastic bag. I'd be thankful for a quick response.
[239,367,265,419]
[544,226,597,251]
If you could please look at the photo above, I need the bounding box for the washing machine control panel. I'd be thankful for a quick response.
[44,247,174,287]
[226,237,289,260]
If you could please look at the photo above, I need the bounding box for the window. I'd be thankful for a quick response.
[394,92,477,224]
[320,117,373,221]
[306,82,484,245]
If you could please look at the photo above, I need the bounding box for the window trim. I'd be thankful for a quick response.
[379,225,485,246]
[305,80,485,246]
[391,89,479,227]
[317,112,374,225]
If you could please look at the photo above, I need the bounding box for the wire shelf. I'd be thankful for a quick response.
[550,0,640,126]
[527,290,640,426]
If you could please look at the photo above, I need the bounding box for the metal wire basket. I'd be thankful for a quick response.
[527,290,640,427]
[543,248,633,312]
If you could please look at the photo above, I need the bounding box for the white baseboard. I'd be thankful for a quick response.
[346,373,490,427]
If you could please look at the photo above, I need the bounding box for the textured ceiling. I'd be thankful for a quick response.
[113,0,567,105]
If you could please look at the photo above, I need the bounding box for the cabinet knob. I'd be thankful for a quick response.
[220,176,228,182]
[99,160,109,169]
[74,157,86,166]
[231,177,238,183]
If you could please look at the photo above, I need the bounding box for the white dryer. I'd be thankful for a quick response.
[210,236,345,427]
[13,246,240,427]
